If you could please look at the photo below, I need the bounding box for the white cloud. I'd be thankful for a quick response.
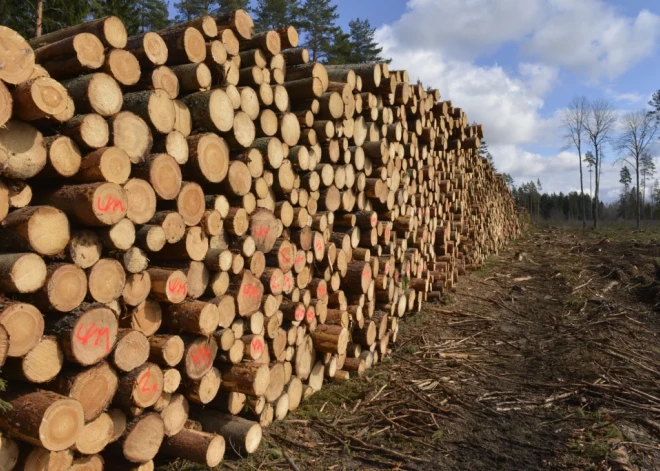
[605,89,645,104]
[378,0,542,60]
[525,1,660,80]
[375,34,560,148]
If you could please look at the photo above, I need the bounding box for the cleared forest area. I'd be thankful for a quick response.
[210,227,660,471]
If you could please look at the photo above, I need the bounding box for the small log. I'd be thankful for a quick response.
[162,300,219,337]
[63,72,123,117]
[217,362,270,396]
[162,428,225,467]
[112,329,150,373]
[74,412,113,455]
[125,31,168,67]
[0,26,36,84]
[149,334,185,367]
[197,412,262,455]
[115,362,164,409]
[182,366,221,405]
[0,121,47,179]
[3,335,62,383]
[160,393,189,436]
[0,205,69,256]
[180,335,218,380]
[109,111,153,164]
[116,413,164,463]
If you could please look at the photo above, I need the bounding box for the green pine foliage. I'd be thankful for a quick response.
[134,0,171,34]
[174,0,218,22]
[296,0,339,62]
[217,0,250,15]
[252,0,300,32]
[325,29,352,64]
[0,0,90,38]
[91,0,170,35]
[346,18,389,63]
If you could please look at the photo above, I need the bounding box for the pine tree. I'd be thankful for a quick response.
[478,139,496,171]
[217,0,250,15]
[174,0,218,22]
[619,166,632,219]
[640,152,655,216]
[252,0,299,32]
[650,90,660,122]
[296,0,339,62]
[133,0,170,34]
[502,173,515,189]
[91,0,139,33]
[326,28,352,64]
[0,0,90,38]
[347,18,389,64]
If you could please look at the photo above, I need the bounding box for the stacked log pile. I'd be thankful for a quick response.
[0,10,520,469]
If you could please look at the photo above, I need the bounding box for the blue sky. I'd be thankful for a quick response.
[167,0,660,201]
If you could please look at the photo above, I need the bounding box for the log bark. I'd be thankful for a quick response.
[197,412,262,455]
[162,429,225,467]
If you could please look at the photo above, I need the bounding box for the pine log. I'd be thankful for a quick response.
[62,72,123,117]
[29,16,127,49]
[159,26,206,65]
[149,334,185,367]
[52,305,118,366]
[160,393,189,436]
[74,412,113,455]
[162,429,225,467]
[103,48,141,85]
[0,388,84,451]
[125,32,168,67]
[148,267,188,304]
[0,26,36,84]
[108,111,153,164]
[117,413,164,463]
[0,254,46,294]
[115,362,164,409]
[12,77,70,121]
[3,334,61,383]
[0,120,47,179]
[111,329,150,372]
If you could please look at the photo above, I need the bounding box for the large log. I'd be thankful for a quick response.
[0,388,84,451]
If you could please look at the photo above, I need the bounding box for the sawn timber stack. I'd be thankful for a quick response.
[0,11,520,469]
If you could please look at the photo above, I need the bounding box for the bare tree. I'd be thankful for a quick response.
[562,96,589,227]
[616,111,659,228]
[584,99,617,229]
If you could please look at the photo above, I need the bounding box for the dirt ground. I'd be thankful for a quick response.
[165,226,660,471]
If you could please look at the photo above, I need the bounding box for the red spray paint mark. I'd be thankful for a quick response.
[280,246,291,264]
[242,283,260,300]
[190,344,212,368]
[75,322,111,353]
[253,225,269,239]
[251,338,264,356]
[96,196,126,213]
[168,279,187,297]
[138,369,158,392]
